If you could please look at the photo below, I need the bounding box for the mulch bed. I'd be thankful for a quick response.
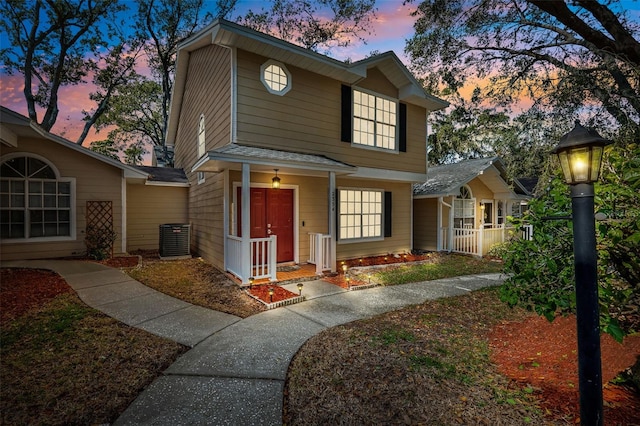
[0,268,72,325]
[99,256,140,268]
[490,314,640,424]
[248,284,299,304]
[324,253,434,289]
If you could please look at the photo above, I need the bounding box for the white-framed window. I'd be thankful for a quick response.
[339,188,383,241]
[453,185,475,229]
[1,154,75,241]
[353,88,397,151]
[197,171,205,184]
[261,60,291,95]
[497,200,505,225]
[197,114,206,158]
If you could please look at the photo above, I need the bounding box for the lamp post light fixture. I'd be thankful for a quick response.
[551,120,611,426]
[272,169,281,189]
[345,275,351,290]
[249,277,254,291]
[268,287,274,303]
[297,282,303,296]
[342,263,348,274]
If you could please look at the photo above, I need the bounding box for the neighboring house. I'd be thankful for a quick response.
[413,157,531,257]
[167,19,448,283]
[0,106,189,260]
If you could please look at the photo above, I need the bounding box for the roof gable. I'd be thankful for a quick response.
[0,106,149,180]
[413,157,526,198]
[167,19,448,145]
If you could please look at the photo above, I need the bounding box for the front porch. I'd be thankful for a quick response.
[440,224,533,257]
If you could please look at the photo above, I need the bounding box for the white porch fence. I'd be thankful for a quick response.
[308,232,332,275]
[440,224,533,256]
[226,235,277,282]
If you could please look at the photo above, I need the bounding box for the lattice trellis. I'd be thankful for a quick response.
[86,201,114,256]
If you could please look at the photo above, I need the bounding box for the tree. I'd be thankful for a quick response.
[426,90,555,179]
[500,140,640,340]
[89,139,120,160]
[0,0,140,145]
[123,143,146,165]
[133,0,236,145]
[94,79,164,148]
[407,0,639,137]
[237,0,377,52]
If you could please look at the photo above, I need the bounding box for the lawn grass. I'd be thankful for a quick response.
[372,253,503,285]
[0,291,186,425]
[284,287,545,424]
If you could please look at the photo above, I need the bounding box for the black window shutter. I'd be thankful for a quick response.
[341,85,352,143]
[399,103,407,152]
[384,191,392,237]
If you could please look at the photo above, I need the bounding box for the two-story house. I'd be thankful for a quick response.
[168,19,448,284]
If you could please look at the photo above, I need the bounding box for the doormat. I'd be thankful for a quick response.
[277,265,300,272]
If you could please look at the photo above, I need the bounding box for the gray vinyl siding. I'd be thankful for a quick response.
[413,198,438,251]
[235,50,427,175]
[126,185,189,251]
[173,43,232,268]
[0,137,124,260]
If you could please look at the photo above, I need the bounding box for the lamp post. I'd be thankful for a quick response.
[551,120,611,426]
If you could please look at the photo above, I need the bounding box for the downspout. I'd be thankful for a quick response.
[328,171,336,272]
[121,175,127,254]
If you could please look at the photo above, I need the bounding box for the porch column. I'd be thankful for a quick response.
[448,197,454,252]
[241,163,251,283]
[328,171,336,272]
[437,197,443,251]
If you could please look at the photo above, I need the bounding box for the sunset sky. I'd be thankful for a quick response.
[1,0,638,155]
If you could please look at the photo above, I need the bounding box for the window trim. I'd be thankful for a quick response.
[453,185,475,229]
[338,187,384,243]
[351,87,399,152]
[260,60,291,96]
[197,171,206,185]
[197,114,206,158]
[1,153,76,243]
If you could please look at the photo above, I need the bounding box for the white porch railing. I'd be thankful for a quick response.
[226,235,277,282]
[308,233,332,275]
[440,224,533,256]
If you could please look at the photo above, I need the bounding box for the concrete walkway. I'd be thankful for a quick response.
[1,259,505,425]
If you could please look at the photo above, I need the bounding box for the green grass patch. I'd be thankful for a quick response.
[373,254,502,286]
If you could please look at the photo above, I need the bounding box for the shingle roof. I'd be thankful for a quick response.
[194,143,356,173]
[133,166,188,183]
[413,157,500,197]
[515,177,538,195]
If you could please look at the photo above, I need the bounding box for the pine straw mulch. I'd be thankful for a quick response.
[0,268,187,425]
[124,252,265,318]
[284,287,640,425]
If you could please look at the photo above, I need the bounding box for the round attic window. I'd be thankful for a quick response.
[261,60,291,95]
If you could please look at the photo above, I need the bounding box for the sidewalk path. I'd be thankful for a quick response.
[1,260,505,425]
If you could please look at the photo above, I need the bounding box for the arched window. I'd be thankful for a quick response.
[453,185,475,229]
[1,154,74,240]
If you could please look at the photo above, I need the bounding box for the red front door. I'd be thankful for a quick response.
[237,187,294,263]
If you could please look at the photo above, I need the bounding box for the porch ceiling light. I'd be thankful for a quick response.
[272,169,281,189]
[551,121,611,185]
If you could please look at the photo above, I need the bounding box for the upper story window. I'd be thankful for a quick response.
[353,88,397,151]
[197,114,206,158]
[261,60,291,95]
[1,154,74,241]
